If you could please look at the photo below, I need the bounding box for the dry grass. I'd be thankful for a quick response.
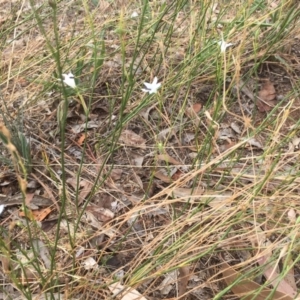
[0,0,300,299]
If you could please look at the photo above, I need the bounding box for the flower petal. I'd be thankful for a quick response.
[62,72,76,88]
[143,82,153,89]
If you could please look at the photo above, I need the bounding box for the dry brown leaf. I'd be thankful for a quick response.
[246,137,264,149]
[19,207,52,221]
[244,223,296,298]
[110,168,123,181]
[119,129,146,149]
[66,178,93,205]
[220,261,293,300]
[78,180,93,205]
[258,254,296,298]
[159,271,177,295]
[25,193,35,205]
[287,208,296,223]
[167,187,204,198]
[185,103,202,119]
[154,170,173,183]
[182,191,233,213]
[32,240,51,269]
[157,153,182,165]
[31,173,59,210]
[157,127,178,141]
[16,77,29,87]
[284,263,297,292]
[139,103,157,121]
[219,141,236,152]
[192,103,202,113]
[77,133,87,145]
[171,169,184,180]
[0,222,13,274]
[108,282,148,300]
[71,120,99,133]
[230,122,241,134]
[133,155,144,167]
[86,205,114,222]
[178,266,191,297]
[257,79,276,112]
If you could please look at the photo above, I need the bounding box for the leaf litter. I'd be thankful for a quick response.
[256,79,277,112]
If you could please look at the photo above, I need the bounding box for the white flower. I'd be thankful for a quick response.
[131,11,139,18]
[0,204,5,215]
[142,77,161,94]
[218,40,233,53]
[62,72,76,88]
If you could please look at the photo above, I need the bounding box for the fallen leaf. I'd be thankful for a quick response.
[31,173,59,210]
[183,132,195,143]
[119,129,146,149]
[109,282,148,300]
[132,155,144,167]
[256,79,276,112]
[284,262,297,292]
[246,222,296,298]
[178,266,191,297]
[218,127,236,140]
[171,169,184,180]
[287,208,296,223]
[154,170,173,183]
[27,180,38,189]
[16,77,28,87]
[77,133,87,145]
[219,141,237,152]
[246,137,264,149]
[71,120,99,134]
[19,207,52,221]
[167,187,204,199]
[16,248,40,284]
[78,180,93,205]
[82,257,98,270]
[185,103,202,119]
[157,127,179,141]
[139,103,157,121]
[230,122,241,134]
[258,254,296,298]
[25,193,35,205]
[157,153,182,165]
[110,169,123,180]
[192,103,202,113]
[66,178,93,205]
[289,136,300,152]
[201,191,233,209]
[220,260,293,300]
[32,240,51,269]
[159,271,177,295]
[86,205,114,222]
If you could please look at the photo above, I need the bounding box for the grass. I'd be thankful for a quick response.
[0,0,300,299]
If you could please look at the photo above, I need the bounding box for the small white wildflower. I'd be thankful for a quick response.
[131,11,139,18]
[218,40,233,53]
[142,76,161,94]
[62,72,76,88]
[0,204,5,215]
